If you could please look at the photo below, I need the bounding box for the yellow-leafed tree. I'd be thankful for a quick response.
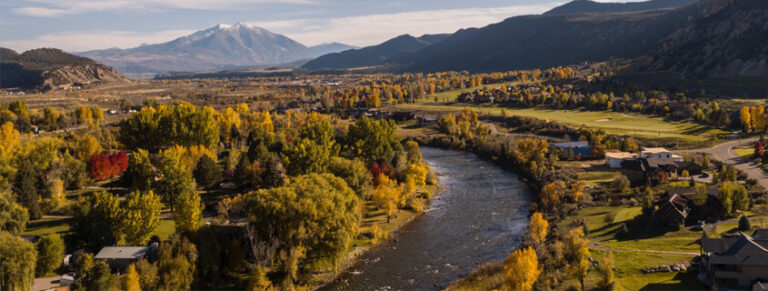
[503,247,540,291]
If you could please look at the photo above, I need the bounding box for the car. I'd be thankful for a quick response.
[700,172,710,178]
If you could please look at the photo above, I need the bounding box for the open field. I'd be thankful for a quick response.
[426,81,521,103]
[577,171,622,185]
[397,103,727,142]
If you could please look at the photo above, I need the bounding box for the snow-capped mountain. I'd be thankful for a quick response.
[78,23,316,77]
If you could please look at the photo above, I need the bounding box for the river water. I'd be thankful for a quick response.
[323,147,532,290]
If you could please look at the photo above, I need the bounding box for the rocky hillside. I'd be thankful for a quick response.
[0,48,127,90]
[79,23,316,78]
[544,0,699,15]
[636,0,768,78]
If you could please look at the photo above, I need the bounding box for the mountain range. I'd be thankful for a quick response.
[301,0,767,80]
[77,23,354,78]
[0,48,127,90]
[302,34,449,70]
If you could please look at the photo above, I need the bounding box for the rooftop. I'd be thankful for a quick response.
[641,147,671,154]
[94,246,150,260]
[605,151,636,159]
[552,141,591,148]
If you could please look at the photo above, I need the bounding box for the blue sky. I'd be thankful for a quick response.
[0,0,642,52]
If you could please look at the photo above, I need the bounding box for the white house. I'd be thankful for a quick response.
[640,147,683,162]
[605,151,637,168]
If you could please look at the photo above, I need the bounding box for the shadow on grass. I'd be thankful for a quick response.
[639,271,703,290]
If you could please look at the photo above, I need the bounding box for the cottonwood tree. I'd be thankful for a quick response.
[157,235,198,290]
[123,190,161,245]
[0,190,28,234]
[156,147,195,210]
[372,174,401,223]
[0,231,37,291]
[35,234,64,276]
[127,149,154,192]
[122,264,141,291]
[347,117,402,164]
[503,247,540,291]
[566,228,591,291]
[328,157,372,200]
[528,212,549,247]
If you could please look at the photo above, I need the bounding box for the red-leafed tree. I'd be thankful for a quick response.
[755,140,764,158]
[88,151,129,180]
[370,162,394,185]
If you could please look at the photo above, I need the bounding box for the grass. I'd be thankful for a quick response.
[577,171,622,185]
[397,104,726,142]
[22,217,72,236]
[426,81,521,104]
[733,148,754,158]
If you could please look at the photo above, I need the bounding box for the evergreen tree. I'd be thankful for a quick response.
[261,154,286,189]
[13,159,42,219]
[738,215,751,231]
[234,154,251,189]
[194,155,222,191]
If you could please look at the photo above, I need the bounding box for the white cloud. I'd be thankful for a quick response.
[13,0,313,17]
[251,3,562,47]
[0,29,196,52]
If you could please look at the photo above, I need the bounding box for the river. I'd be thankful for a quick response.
[323,147,532,290]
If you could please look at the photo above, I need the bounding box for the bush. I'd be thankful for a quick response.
[604,213,616,223]
[739,215,751,231]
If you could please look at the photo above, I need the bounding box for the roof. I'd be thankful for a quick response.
[552,141,591,149]
[702,233,768,266]
[95,246,150,260]
[605,151,636,159]
[665,187,719,199]
[644,158,678,170]
[642,147,671,154]
[754,229,768,239]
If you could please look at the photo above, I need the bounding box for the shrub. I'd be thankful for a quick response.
[739,215,751,231]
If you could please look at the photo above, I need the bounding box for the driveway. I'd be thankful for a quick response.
[678,137,768,189]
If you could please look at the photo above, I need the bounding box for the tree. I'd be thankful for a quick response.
[127,149,154,192]
[123,190,162,245]
[35,234,64,276]
[134,259,158,290]
[372,174,400,223]
[599,251,615,288]
[738,215,751,231]
[194,155,222,191]
[539,181,566,209]
[157,235,198,290]
[260,154,286,189]
[404,140,423,164]
[122,264,141,291]
[234,155,253,189]
[347,117,402,164]
[566,228,591,291]
[247,266,272,291]
[732,183,750,213]
[72,254,115,291]
[528,212,548,247]
[569,180,586,203]
[71,191,123,250]
[702,155,710,169]
[641,186,655,216]
[719,182,735,216]
[156,147,195,210]
[328,157,373,200]
[0,121,21,188]
[0,231,37,291]
[59,151,89,190]
[246,174,359,275]
[692,183,708,207]
[175,189,202,233]
[13,159,42,219]
[611,175,631,194]
[0,190,28,234]
[75,134,102,161]
[283,136,334,176]
[503,247,540,291]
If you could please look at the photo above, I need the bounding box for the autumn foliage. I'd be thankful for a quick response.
[88,152,128,181]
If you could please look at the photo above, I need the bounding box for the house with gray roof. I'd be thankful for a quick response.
[95,246,151,272]
[699,230,768,289]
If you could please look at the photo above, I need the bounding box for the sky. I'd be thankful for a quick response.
[0,0,645,52]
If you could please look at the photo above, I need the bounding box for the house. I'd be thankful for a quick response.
[552,141,594,158]
[641,147,683,162]
[699,230,768,289]
[95,246,151,272]
[605,151,636,168]
[620,158,681,185]
[653,187,720,226]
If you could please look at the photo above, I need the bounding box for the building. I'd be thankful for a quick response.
[552,141,594,158]
[699,230,768,289]
[95,246,151,272]
[620,158,680,185]
[641,147,683,162]
[605,151,637,168]
[653,187,720,226]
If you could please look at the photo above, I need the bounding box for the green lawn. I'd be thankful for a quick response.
[577,171,622,185]
[427,81,521,103]
[398,104,726,142]
[733,148,754,158]
[557,206,704,290]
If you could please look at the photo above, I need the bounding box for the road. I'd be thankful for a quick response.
[678,137,768,189]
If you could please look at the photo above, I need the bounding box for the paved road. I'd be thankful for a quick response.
[678,137,768,189]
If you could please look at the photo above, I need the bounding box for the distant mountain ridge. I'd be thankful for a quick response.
[544,0,699,15]
[0,48,127,90]
[309,42,357,56]
[636,0,768,78]
[302,34,449,70]
[78,23,318,78]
